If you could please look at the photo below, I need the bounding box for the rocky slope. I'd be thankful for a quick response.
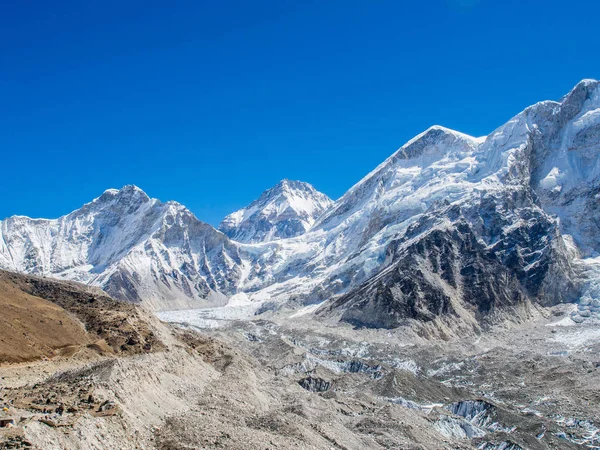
[0,269,163,363]
[1,80,599,329]
[160,303,600,450]
[219,179,333,243]
[3,269,598,449]
[0,270,216,449]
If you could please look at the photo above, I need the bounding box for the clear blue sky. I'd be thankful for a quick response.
[1,1,599,226]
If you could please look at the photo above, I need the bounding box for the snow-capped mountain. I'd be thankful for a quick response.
[1,80,600,328]
[240,79,599,327]
[0,186,243,310]
[219,179,333,243]
[317,79,600,327]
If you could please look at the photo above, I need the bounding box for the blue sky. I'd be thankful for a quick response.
[1,1,599,226]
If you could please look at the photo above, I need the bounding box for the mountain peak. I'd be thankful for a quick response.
[557,78,600,114]
[572,78,599,90]
[423,124,457,134]
[265,179,322,197]
[92,185,151,208]
[99,184,149,199]
[219,180,333,243]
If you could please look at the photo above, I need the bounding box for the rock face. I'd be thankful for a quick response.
[323,220,531,329]
[219,179,333,243]
[297,376,331,392]
[319,191,579,328]
[1,80,600,327]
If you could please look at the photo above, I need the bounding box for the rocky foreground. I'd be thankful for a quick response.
[1,271,599,449]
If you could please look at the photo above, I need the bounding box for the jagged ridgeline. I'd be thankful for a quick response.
[1,80,600,328]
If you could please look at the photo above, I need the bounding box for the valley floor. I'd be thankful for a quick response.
[2,302,599,449]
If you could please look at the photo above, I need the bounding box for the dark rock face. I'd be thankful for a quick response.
[446,400,495,422]
[340,360,383,379]
[321,188,579,329]
[298,376,331,392]
[460,189,579,306]
[323,220,529,329]
[477,442,522,450]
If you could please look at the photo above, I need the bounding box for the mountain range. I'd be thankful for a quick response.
[2,79,600,329]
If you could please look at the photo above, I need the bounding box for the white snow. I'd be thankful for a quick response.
[549,327,600,349]
[539,167,564,191]
[289,302,324,318]
[3,80,600,320]
[219,179,333,243]
[157,303,260,329]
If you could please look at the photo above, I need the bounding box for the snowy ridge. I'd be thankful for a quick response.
[2,80,600,325]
